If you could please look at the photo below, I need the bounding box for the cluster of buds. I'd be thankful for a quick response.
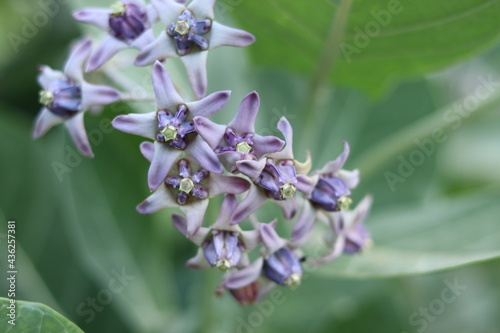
[32,0,372,305]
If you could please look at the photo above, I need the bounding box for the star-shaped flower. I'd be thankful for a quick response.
[193,91,284,173]
[33,39,122,157]
[73,0,159,71]
[136,142,250,236]
[135,0,255,98]
[112,61,229,190]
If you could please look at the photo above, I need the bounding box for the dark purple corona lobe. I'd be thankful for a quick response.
[263,247,302,286]
[215,128,254,154]
[310,176,350,211]
[109,3,147,42]
[167,10,212,56]
[156,104,195,150]
[44,78,82,118]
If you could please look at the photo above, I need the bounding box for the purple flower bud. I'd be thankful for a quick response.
[165,159,209,205]
[310,176,352,211]
[108,3,147,42]
[203,230,244,271]
[263,247,302,286]
[39,78,82,118]
[167,10,212,56]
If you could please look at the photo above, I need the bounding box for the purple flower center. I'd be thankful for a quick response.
[109,2,147,42]
[39,77,81,118]
[203,230,244,271]
[167,10,212,56]
[215,128,254,154]
[257,159,297,200]
[165,159,209,205]
[156,104,195,150]
[263,247,302,286]
[310,175,351,211]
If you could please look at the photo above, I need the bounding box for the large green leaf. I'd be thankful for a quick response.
[231,0,500,96]
[0,298,83,333]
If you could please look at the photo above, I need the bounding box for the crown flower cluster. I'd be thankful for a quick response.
[32,0,373,305]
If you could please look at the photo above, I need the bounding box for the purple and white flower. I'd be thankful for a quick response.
[135,0,255,98]
[33,39,121,157]
[137,143,250,236]
[112,61,229,190]
[193,91,284,173]
[73,0,159,71]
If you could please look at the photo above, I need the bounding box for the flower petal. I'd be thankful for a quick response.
[139,141,155,162]
[136,185,177,214]
[275,196,298,220]
[64,39,92,82]
[317,140,350,175]
[151,0,185,26]
[65,112,93,157]
[37,66,64,89]
[338,168,360,189]
[188,0,215,19]
[32,108,64,139]
[130,29,156,50]
[252,134,285,159]
[179,51,208,98]
[81,82,121,109]
[187,90,230,118]
[187,248,212,269]
[236,158,266,181]
[135,32,178,66]
[185,135,222,174]
[218,151,250,173]
[192,116,226,149]
[240,229,260,251]
[294,150,312,175]
[208,174,250,197]
[209,21,255,50]
[180,198,209,237]
[148,141,182,190]
[212,194,238,229]
[230,185,267,224]
[224,258,263,290]
[172,213,209,245]
[269,117,294,160]
[73,8,110,30]
[112,112,157,139]
[291,201,315,248]
[259,222,286,254]
[86,36,127,72]
[228,91,259,134]
[296,174,317,197]
[152,61,184,108]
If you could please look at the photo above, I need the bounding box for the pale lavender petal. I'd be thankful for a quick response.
[112,112,157,139]
[130,29,156,50]
[192,116,226,149]
[151,0,185,26]
[188,0,215,19]
[230,186,267,224]
[64,39,92,82]
[240,229,260,251]
[136,185,177,214]
[172,213,209,245]
[317,140,350,175]
[236,158,266,181]
[139,141,154,162]
[180,198,209,237]
[65,112,93,157]
[208,174,250,197]
[148,141,182,190]
[145,4,159,25]
[218,151,250,173]
[152,61,184,108]
[179,51,208,98]
[185,135,222,174]
[135,32,178,66]
[81,82,121,109]
[86,36,127,72]
[252,134,285,159]
[313,232,346,265]
[125,0,146,7]
[212,194,238,229]
[338,169,360,189]
[224,258,263,289]
[73,8,110,30]
[37,66,64,89]
[350,195,373,228]
[187,90,230,118]
[259,222,286,254]
[32,107,64,139]
[209,22,255,50]
[270,117,294,160]
[187,248,212,269]
[228,91,259,134]
[296,174,317,197]
[291,201,315,248]
[276,196,298,220]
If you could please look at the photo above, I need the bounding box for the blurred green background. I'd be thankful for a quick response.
[1,0,500,332]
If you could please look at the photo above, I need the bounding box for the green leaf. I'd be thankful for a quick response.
[0,298,83,333]
[231,0,500,96]
[316,190,500,278]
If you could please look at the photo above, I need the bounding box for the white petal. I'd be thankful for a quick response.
[65,112,93,157]
[209,21,255,50]
[64,39,92,82]
[86,36,127,72]
[135,32,178,66]
[188,0,215,19]
[151,0,185,26]
[180,51,208,98]
[32,107,64,139]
